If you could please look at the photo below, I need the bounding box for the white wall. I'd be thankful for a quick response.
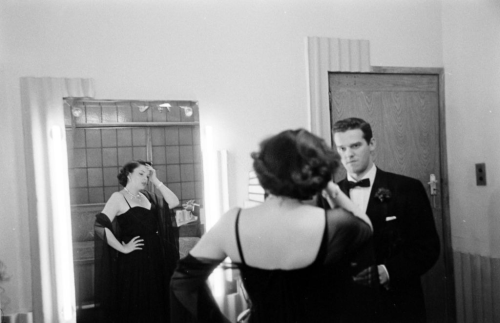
[0,0,444,315]
[442,0,500,257]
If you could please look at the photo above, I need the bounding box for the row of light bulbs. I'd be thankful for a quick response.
[71,102,193,118]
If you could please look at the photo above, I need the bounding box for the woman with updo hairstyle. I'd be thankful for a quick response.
[252,129,338,200]
[170,129,373,323]
[94,160,180,323]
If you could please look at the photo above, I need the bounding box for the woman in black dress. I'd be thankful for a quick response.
[95,160,180,323]
[170,129,374,323]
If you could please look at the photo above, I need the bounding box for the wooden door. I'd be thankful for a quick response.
[329,72,451,323]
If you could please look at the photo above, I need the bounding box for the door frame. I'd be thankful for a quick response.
[331,66,455,323]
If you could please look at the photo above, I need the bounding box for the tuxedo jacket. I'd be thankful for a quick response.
[319,169,440,322]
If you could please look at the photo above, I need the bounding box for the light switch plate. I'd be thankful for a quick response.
[476,163,486,186]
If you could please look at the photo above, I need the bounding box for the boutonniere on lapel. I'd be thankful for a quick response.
[374,187,392,203]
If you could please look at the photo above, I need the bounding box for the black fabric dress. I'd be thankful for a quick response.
[95,191,179,323]
[170,207,372,323]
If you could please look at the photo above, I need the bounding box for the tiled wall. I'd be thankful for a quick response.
[65,100,203,207]
[150,126,203,205]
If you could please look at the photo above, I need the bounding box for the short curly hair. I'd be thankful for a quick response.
[117,160,152,187]
[251,129,339,200]
[332,117,373,143]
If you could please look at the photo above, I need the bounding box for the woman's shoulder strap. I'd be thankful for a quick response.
[234,208,246,265]
[122,193,132,209]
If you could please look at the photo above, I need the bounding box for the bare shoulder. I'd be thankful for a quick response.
[102,192,125,221]
[214,207,242,231]
[189,207,242,260]
[206,207,244,245]
[107,192,125,205]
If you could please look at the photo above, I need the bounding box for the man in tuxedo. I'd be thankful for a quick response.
[330,117,440,323]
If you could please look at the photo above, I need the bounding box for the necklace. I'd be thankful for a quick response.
[124,187,141,199]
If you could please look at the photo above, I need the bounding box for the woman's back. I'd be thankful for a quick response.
[229,200,371,323]
[228,198,326,270]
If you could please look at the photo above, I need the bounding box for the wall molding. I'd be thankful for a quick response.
[306,37,370,145]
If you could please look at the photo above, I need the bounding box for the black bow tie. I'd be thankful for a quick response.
[347,178,371,189]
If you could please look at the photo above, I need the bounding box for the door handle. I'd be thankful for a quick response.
[428,174,438,208]
[428,174,438,196]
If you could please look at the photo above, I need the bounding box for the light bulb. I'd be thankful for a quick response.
[138,105,149,112]
[180,106,193,117]
[71,107,83,117]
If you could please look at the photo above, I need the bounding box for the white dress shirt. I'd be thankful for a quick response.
[347,165,377,213]
[347,165,391,286]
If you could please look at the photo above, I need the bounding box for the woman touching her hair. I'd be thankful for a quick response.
[170,129,372,323]
[94,160,180,323]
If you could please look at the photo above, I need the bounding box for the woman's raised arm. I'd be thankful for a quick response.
[323,182,373,231]
[146,165,180,207]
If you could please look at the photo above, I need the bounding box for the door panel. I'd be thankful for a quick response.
[330,73,446,323]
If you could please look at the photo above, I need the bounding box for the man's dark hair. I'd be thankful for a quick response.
[332,117,373,143]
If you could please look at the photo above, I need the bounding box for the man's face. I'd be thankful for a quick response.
[333,129,375,179]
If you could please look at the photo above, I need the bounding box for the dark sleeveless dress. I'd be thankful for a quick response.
[170,208,372,323]
[115,197,168,322]
[95,192,179,323]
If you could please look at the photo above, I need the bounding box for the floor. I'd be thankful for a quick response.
[76,308,97,323]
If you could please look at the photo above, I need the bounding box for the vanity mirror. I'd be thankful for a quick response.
[63,98,205,320]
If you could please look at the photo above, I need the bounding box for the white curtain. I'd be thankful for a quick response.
[20,77,94,323]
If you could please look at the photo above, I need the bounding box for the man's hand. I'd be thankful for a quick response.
[378,265,390,287]
[353,265,390,288]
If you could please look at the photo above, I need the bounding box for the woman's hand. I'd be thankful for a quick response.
[121,236,144,254]
[326,182,340,199]
[146,165,160,186]
[322,181,373,231]
[321,181,340,208]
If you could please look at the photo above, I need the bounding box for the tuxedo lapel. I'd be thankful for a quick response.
[338,169,390,223]
[366,169,390,222]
